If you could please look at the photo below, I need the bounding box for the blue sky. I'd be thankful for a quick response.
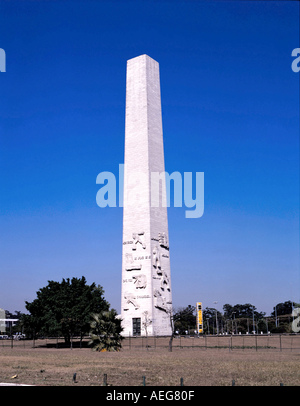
[0,0,299,316]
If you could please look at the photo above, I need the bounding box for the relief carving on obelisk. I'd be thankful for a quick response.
[133,274,147,289]
[132,231,146,250]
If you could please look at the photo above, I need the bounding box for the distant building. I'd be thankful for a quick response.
[0,308,18,334]
[0,308,5,333]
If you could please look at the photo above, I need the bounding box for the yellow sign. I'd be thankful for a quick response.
[196,302,203,333]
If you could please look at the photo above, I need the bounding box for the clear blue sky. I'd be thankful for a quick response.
[0,0,299,316]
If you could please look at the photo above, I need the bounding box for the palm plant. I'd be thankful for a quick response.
[89,310,123,352]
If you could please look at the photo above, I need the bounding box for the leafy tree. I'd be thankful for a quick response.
[222,303,266,333]
[25,276,110,344]
[20,313,36,339]
[89,310,123,351]
[269,301,300,333]
[271,301,299,317]
[223,303,265,319]
[173,305,196,334]
[203,307,223,334]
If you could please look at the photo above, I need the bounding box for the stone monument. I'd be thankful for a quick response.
[121,55,172,336]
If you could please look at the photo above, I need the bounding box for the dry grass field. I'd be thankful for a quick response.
[0,336,299,386]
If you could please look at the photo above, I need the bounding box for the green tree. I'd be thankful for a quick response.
[25,276,110,344]
[89,310,123,351]
[223,303,266,334]
[269,301,300,333]
[173,305,196,334]
[271,301,299,317]
[223,303,265,319]
[203,307,223,334]
[20,313,36,339]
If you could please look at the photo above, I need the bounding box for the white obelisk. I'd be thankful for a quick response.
[121,55,172,336]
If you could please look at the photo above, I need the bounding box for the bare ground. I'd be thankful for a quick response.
[0,339,299,386]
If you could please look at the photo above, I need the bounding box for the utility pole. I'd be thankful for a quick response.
[213,301,219,335]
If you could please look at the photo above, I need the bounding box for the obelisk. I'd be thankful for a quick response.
[121,55,172,336]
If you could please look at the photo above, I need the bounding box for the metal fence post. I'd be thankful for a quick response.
[103,373,107,386]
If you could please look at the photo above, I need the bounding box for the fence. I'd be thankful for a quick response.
[0,336,89,349]
[122,334,300,352]
[1,333,299,352]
